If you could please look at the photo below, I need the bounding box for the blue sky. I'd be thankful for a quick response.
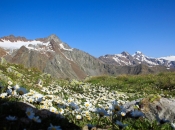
[0,0,175,58]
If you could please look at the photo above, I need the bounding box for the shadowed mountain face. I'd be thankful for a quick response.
[0,35,174,79]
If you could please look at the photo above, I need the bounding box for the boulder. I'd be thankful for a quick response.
[123,96,175,123]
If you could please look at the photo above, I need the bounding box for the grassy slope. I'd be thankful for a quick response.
[85,73,175,100]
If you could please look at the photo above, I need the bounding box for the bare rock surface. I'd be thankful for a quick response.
[123,97,175,123]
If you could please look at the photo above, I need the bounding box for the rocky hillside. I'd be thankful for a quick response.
[0,35,108,79]
[99,51,175,69]
[0,35,174,79]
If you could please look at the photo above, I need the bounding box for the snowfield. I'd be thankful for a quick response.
[0,39,45,49]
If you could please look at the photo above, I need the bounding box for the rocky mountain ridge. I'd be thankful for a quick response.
[99,51,175,69]
[0,35,174,79]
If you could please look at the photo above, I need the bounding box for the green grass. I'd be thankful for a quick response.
[85,73,175,100]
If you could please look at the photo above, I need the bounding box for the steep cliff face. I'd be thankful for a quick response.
[6,46,51,71]
[62,49,108,75]
[43,39,88,79]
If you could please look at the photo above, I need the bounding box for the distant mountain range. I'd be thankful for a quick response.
[0,34,174,79]
[99,51,175,69]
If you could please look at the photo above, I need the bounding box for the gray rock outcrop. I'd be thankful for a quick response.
[123,97,175,123]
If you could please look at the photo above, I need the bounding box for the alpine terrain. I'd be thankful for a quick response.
[0,35,174,79]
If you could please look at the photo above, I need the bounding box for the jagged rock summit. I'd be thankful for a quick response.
[47,34,62,43]
[0,34,29,42]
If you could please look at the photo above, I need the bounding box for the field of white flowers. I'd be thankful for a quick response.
[0,63,175,130]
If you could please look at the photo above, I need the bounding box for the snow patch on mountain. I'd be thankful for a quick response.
[61,52,74,61]
[158,56,175,61]
[0,39,45,49]
[115,54,127,58]
[120,60,131,65]
[113,57,121,65]
[112,54,132,65]
[25,42,53,52]
[0,39,74,54]
[132,51,142,57]
[144,58,159,65]
[59,43,73,51]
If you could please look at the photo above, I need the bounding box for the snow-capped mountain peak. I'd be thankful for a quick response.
[0,35,73,54]
[132,51,147,62]
[132,51,144,57]
[135,51,142,54]
[121,51,130,56]
[99,51,175,68]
